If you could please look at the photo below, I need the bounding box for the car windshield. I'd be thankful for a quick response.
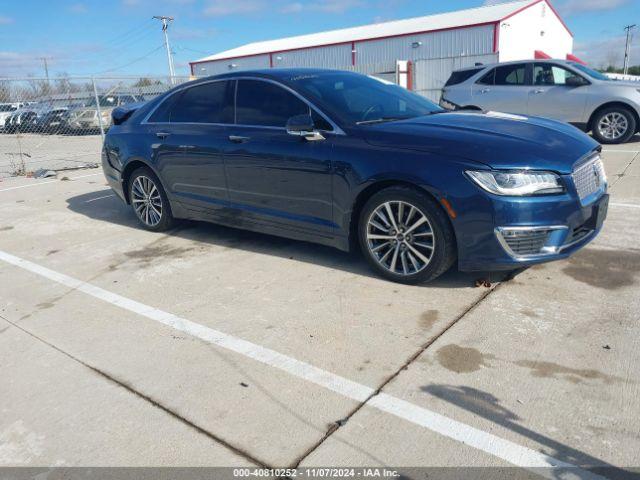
[569,63,610,81]
[289,72,442,126]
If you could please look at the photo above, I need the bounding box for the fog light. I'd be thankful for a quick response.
[496,226,568,259]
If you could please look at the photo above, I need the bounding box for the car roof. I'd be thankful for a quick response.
[452,58,576,73]
[189,68,365,86]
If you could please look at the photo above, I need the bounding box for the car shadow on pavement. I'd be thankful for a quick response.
[421,384,638,480]
[66,190,503,288]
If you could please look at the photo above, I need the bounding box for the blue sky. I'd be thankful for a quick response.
[0,0,638,78]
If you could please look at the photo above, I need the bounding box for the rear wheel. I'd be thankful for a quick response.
[591,106,636,144]
[128,167,174,231]
[358,186,457,284]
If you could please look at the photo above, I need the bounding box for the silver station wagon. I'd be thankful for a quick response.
[440,59,640,144]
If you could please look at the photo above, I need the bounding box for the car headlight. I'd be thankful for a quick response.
[466,170,564,196]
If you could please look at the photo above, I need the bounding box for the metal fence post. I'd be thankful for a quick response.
[92,77,105,140]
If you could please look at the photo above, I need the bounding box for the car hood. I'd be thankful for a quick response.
[362,111,599,174]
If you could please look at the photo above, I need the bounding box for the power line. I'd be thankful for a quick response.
[175,45,210,55]
[101,18,156,48]
[91,44,165,75]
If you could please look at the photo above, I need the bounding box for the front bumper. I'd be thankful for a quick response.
[456,179,608,272]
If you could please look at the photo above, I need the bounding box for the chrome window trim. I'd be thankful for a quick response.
[141,76,345,135]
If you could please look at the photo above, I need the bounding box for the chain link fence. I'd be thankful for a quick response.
[0,56,497,178]
[0,76,190,178]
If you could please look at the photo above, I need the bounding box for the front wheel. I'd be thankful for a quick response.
[592,107,636,144]
[128,167,175,231]
[358,186,457,284]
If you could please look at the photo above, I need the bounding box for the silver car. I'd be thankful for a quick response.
[67,94,143,132]
[440,59,640,144]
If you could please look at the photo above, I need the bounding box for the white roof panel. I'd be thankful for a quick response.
[193,0,538,63]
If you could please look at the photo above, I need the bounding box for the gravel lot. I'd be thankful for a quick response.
[0,139,638,478]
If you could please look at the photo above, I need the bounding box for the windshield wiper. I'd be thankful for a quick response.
[356,116,412,125]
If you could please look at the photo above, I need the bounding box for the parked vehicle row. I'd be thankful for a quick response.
[440,59,640,144]
[0,102,28,130]
[0,95,145,135]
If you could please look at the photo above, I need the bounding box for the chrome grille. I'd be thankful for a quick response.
[500,228,554,256]
[572,155,606,203]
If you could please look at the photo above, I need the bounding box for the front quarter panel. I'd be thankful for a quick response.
[584,83,640,126]
[330,133,494,258]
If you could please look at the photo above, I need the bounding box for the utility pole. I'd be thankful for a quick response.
[623,24,636,76]
[153,16,176,84]
[41,57,50,94]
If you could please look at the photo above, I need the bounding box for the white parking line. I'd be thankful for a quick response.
[0,180,58,192]
[611,202,640,209]
[0,173,101,192]
[85,194,115,203]
[601,149,640,153]
[69,172,102,180]
[0,249,605,479]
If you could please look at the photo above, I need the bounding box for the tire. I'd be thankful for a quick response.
[591,106,636,144]
[358,186,457,284]
[128,166,175,232]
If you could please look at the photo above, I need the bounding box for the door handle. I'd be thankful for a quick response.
[532,89,545,94]
[156,132,170,138]
[229,135,250,143]
[480,88,491,94]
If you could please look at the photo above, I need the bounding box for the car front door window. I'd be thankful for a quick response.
[533,64,584,86]
[528,64,588,122]
[225,79,334,233]
[236,79,310,128]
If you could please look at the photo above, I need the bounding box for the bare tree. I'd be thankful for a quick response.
[604,50,621,70]
[0,81,11,103]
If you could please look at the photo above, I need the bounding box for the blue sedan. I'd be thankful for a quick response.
[102,69,608,284]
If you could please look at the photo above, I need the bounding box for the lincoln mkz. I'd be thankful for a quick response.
[102,69,608,284]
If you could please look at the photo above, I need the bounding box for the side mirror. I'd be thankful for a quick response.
[566,76,588,87]
[286,114,325,141]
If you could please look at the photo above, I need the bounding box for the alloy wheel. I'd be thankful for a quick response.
[597,112,628,141]
[131,175,163,227]
[366,200,435,276]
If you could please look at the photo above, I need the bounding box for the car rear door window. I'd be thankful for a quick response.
[163,80,234,124]
[445,68,482,86]
[477,69,495,85]
[533,64,584,85]
[477,65,527,86]
[236,79,309,128]
[494,64,526,85]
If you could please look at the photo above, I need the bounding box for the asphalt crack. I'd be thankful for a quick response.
[290,277,507,467]
[0,313,268,469]
[610,150,639,187]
